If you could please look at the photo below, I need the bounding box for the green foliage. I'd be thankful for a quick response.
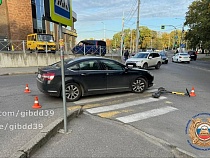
[184,0,210,49]
[111,26,177,50]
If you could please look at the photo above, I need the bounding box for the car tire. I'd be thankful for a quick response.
[131,78,147,93]
[165,60,168,64]
[155,62,161,69]
[65,83,82,102]
[142,63,148,69]
[172,58,174,62]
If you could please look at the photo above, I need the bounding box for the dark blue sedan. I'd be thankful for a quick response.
[36,56,154,102]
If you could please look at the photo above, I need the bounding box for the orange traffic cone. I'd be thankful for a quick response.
[190,87,196,97]
[24,84,31,93]
[32,96,42,109]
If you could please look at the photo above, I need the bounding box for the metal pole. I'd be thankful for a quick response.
[130,29,132,54]
[101,22,106,41]
[46,42,48,54]
[23,40,26,53]
[59,23,67,133]
[120,11,124,58]
[100,46,101,56]
[84,44,86,55]
[135,0,140,53]
[180,24,184,52]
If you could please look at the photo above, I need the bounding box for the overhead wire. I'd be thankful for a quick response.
[124,0,138,24]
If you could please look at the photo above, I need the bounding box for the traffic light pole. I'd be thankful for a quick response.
[163,25,178,50]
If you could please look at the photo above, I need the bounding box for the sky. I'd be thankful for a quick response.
[72,0,195,42]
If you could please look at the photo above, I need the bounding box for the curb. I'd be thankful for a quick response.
[10,109,83,158]
[125,124,196,158]
[0,72,37,76]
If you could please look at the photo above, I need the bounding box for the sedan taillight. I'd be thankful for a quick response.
[179,56,182,58]
[42,72,55,81]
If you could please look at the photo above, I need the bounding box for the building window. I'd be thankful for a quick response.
[31,0,46,33]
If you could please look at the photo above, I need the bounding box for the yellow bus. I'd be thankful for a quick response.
[27,33,56,53]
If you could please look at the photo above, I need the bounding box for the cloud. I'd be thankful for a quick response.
[72,0,194,22]
[72,0,195,41]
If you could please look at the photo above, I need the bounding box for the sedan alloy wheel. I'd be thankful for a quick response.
[132,78,147,93]
[65,83,82,102]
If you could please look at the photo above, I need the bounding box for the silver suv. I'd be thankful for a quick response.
[125,52,162,69]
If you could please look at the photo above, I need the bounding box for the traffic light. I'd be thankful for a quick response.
[0,0,2,5]
[161,25,165,29]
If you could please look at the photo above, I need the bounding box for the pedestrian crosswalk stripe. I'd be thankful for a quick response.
[86,96,167,114]
[116,106,178,123]
[98,109,133,118]
[74,93,134,105]
[146,88,158,93]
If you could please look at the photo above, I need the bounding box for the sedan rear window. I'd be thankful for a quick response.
[51,59,73,67]
[180,53,189,56]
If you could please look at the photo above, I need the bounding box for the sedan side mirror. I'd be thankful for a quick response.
[148,56,152,59]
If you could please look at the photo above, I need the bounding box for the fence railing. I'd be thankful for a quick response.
[0,40,123,57]
[0,40,73,54]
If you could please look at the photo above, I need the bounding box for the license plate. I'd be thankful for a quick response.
[128,65,133,67]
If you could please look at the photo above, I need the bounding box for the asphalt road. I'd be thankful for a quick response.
[1,56,210,157]
[33,58,210,157]
[0,74,67,157]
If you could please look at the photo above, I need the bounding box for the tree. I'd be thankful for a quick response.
[111,26,184,51]
[184,0,210,50]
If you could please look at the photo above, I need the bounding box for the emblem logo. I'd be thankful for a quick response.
[186,113,210,151]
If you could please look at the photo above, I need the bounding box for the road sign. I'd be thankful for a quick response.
[180,44,186,48]
[50,0,73,26]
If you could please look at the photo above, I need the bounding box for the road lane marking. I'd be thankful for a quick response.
[68,105,81,111]
[146,89,158,93]
[175,63,210,72]
[165,101,173,104]
[116,106,178,123]
[86,96,167,114]
[73,93,134,105]
[68,103,101,111]
[98,109,133,118]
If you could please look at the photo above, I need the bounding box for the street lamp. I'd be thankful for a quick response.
[101,22,106,41]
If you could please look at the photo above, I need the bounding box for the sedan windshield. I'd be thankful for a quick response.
[133,53,149,58]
